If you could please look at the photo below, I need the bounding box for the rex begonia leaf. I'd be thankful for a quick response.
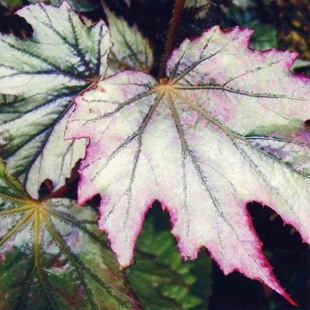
[0,2,155,198]
[104,7,154,76]
[0,2,111,197]
[0,159,139,309]
[66,26,310,304]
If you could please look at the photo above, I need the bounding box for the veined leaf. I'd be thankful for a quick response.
[0,2,111,197]
[104,7,153,75]
[0,159,139,309]
[66,26,310,305]
[0,2,154,198]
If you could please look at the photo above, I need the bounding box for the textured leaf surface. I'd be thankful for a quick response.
[0,160,138,310]
[127,209,212,310]
[66,26,310,304]
[0,2,110,197]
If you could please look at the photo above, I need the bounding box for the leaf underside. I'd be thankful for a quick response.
[0,160,138,310]
[66,26,310,305]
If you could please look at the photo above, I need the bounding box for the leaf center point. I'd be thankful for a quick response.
[153,78,175,96]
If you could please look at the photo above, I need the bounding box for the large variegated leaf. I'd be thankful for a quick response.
[66,26,310,304]
[0,2,111,197]
[0,160,139,309]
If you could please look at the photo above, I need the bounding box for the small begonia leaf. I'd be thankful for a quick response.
[66,26,310,305]
[0,159,139,309]
[104,7,154,76]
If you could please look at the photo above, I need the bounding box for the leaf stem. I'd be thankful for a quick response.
[40,166,79,201]
[157,0,185,79]
[40,184,69,201]
[99,0,108,15]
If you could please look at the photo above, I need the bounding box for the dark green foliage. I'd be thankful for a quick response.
[128,205,212,310]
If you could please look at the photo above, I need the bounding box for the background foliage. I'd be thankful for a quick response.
[0,0,309,309]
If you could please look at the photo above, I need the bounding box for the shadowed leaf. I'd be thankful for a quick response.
[0,159,139,310]
[104,6,153,76]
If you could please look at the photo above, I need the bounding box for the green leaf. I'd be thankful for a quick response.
[246,20,277,51]
[104,6,154,75]
[0,159,139,310]
[2,0,22,8]
[0,2,111,197]
[227,2,277,51]
[127,209,212,310]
